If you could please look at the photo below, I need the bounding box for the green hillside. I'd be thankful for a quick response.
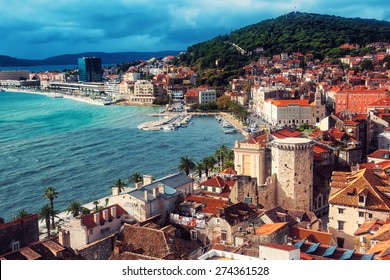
[178,12,390,85]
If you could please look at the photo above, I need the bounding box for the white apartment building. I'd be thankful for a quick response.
[123,72,141,81]
[262,91,325,126]
[198,89,216,104]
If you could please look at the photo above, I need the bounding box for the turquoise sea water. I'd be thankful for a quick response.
[0,91,243,220]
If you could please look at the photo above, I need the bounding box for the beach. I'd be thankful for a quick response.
[3,88,106,106]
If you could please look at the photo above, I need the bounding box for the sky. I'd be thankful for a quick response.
[1,0,389,59]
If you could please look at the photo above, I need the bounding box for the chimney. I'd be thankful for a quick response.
[102,209,109,221]
[153,186,159,197]
[135,182,143,189]
[144,190,149,201]
[111,206,117,218]
[112,186,119,196]
[143,175,153,185]
[158,183,165,194]
[94,212,100,225]
[114,240,122,255]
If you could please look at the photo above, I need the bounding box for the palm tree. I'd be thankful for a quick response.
[39,204,57,240]
[81,207,91,216]
[223,160,235,170]
[202,156,217,177]
[178,156,196,176]
[128,172,143,185]
[111,178,127,193]
[225,149,234,162]
[215,144,229,167]
[43,186,58,229]
[195,161,205,179]
[16,209,29,219]
[66,201,82,217]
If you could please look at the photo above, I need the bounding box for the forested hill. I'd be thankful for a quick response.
[178,12,390,72]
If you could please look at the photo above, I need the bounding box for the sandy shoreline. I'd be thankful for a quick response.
[4,88,106,106]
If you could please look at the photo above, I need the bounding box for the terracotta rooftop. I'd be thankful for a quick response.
[371,223,390,241]
[241,133,269,145]
[221,167,237,175]
[265,99,311,107]
[313,144,330,154]
[367,239,390,258]
[200,176,228,188]
[81,204,127,229]
[354,219,384,235]
[256,222,288,235]
[185,194,229,214]
[329,169,390,211]
[271,128,302,139]
[111,224,202,260]
[290,227,334,245]
[367,149,390,160]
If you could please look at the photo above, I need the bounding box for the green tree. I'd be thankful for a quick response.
[112,178,127,193]
[195,161,205,179]
[216,95,231,110]
[43,186,58,229]
[81,207,91,216]
[66,201,83,217]
[223,160,235,170]
[128,172,143,185]
[202,156,218,177]
[16,209,29,219]
[214,144,229,167]
[39,204,58,240]
[178,156,196,176]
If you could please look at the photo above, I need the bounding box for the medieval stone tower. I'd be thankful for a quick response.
[270,137,313,211]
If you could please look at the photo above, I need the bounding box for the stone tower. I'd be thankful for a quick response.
[270,137,313,211]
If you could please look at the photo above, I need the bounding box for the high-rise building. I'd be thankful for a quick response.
[78,57,102,82]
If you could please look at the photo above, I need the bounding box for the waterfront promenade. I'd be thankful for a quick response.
[3,88,106,106]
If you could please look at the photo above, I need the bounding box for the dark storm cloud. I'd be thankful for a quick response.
[0,0,389,58]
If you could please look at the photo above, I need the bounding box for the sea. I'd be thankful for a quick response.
[0,64,114,72]
[0,91,243,221]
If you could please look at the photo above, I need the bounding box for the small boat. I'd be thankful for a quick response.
[222,121,233,128]
[224,128,237,134]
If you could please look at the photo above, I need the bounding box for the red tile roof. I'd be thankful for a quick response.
[256,222,288,235]
[313,144,330,154]
[241,133,269,145]
[329,169,390,211]
[290,227,334,245]
[81,204,126,229]
[271,129,302,139]
[185,194,228,214]
[265,99,311,107]
[221,167,237,175]
[200,176,228,188]
[367,149,390,160]
[354,219,384,235]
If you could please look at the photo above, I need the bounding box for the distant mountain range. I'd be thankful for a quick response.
[0,51,182,67]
